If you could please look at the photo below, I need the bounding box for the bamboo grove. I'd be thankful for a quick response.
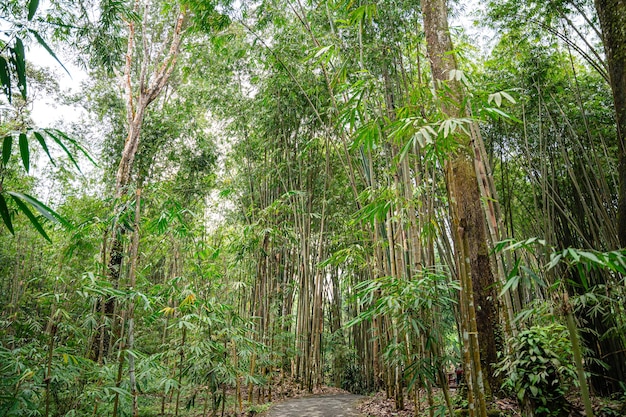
[1,0,626,416]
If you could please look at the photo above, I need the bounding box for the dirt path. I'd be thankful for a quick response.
[265,393,365,417]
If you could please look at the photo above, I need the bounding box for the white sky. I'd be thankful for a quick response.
[29,44,89,128]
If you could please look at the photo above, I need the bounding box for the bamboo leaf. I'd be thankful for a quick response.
[313,44,333,60]
[48,129,97,166]
[19,133,29,172]
[28,0,39,20]
[0,57,11,101]
[2,135,12,165]
[500,91,516,104]
[12,38,27,99]
[10,194,51,242]
[494,92,502,106]
[577,250,602,266]
[7,191,71,229]
[44,129,81,171]
[492,238,514,253]
[398,135,413,163]
[547,253,562,270]
[520,265,544,287]
[33,131,55,165]
[27,29,71,76]
[500,274,520,296]
[567,248,580,262]
[161,306,176,316]
[0,194,14,234]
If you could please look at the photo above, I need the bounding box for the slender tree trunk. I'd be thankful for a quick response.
[562,292,594,417]
[127,186,141,417]
[44,306,58,417]
[175,326,187,417]
[112,311,127,417]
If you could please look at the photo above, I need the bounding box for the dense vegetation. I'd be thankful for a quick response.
[1,0,626,416]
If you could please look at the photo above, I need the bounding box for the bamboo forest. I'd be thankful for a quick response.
[2,0,626,416]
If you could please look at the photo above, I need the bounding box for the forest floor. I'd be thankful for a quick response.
[356,390,519,417]
[355,390,625,417]
[264,393,365,417]
[193,377,624,417]
[259,387,625,417]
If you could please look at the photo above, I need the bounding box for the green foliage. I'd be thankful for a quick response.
[497,324,577,416]
[347,269,459,390]
[0,2,96,240]
[0,345,43,416]
[0,0,71,104]
[2,0,626,415]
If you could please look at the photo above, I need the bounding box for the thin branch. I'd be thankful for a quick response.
[146,8,187,104]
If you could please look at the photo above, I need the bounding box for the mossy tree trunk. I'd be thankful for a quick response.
[591,0,626,394]
[420,0,501,409]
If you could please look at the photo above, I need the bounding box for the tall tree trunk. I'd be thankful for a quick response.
[127,186,142,417]
[592,0,626,394]
[420,0,501,405]
[594,0,626,248]
[91,3,186,361]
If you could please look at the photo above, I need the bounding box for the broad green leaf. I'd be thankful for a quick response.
[448,68,465,82]
[33,131,54,165]
[494,92,502,106]
[0,57,11,101]
[19,133,29,172]
[106,386,130,397]
[349,5,366,24]
[414,125,435,148]
[500,274,520,296]
[488,92,502,107]
[492,238,515,253]
[10,194,51,242]
[520,265,544,287]
[2,135,12,165]
[398,135,413,163]
[7,191,71,229]
[481,106,522,123]
[28,0,39,20]
[0,194,14,234]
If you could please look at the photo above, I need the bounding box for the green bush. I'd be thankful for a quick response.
[497,323,577,417]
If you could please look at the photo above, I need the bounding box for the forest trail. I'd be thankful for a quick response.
[265,394,365,417]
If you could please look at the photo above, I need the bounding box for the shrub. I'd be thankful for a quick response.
[497,323,577,417]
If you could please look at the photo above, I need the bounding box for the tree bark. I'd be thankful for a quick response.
[594,0,626,248]
[590,0,626,394]
[420,0,501,405]
[90,4,187,361]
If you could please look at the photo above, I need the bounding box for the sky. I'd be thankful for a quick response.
[29,44,89,128]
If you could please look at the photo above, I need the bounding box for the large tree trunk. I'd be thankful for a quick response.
[90,4,186,361]
[420,0,501,406]
[594,0,626,248]
[590,0,626,395]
